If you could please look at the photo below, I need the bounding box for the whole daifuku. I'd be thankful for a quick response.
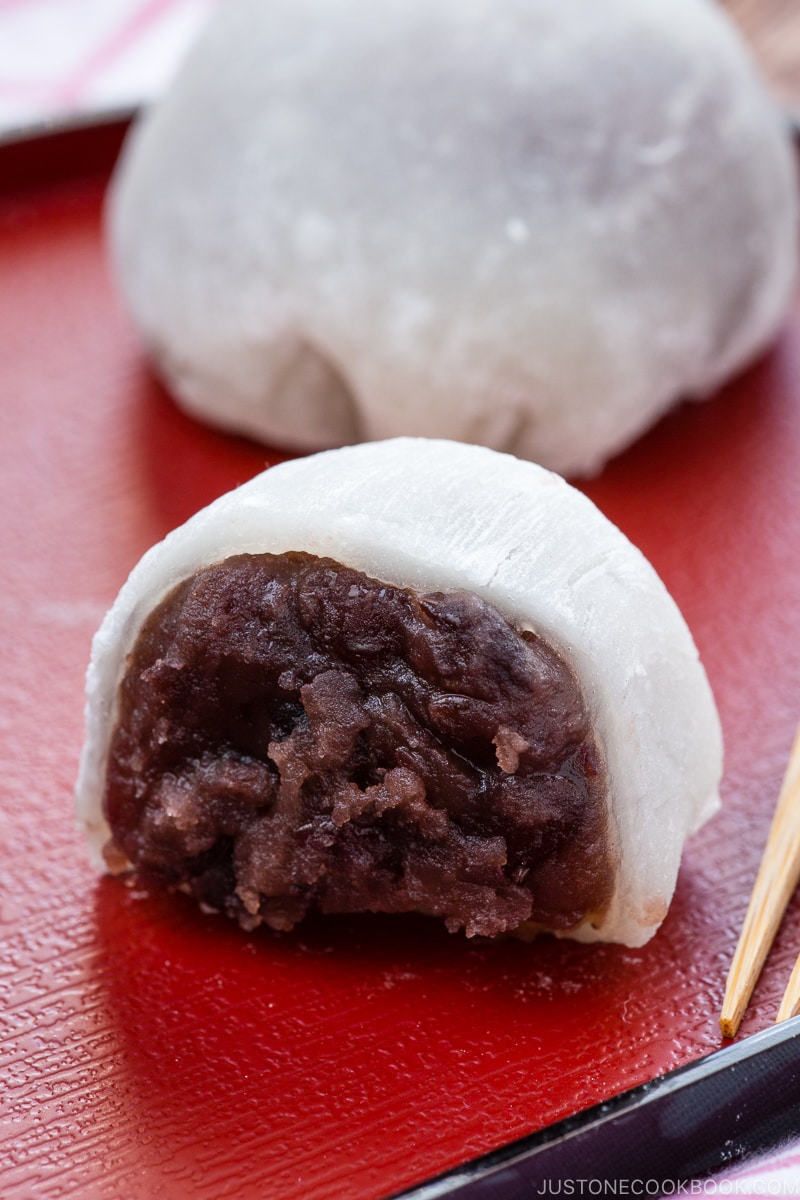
[108,0,797,474]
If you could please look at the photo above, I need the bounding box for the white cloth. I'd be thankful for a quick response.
[0,0,219,132]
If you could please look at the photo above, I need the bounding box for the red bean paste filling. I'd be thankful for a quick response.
[104,553,613,937]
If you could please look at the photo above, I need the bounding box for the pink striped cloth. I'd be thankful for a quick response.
[0,0,220,133]
[0,0,798,1192]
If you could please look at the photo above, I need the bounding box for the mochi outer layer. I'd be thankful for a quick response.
[75,438,722,947]
[108,0,797,476]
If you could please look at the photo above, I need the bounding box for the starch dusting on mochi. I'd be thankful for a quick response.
[76,439,723,948]
[108,0,797,475]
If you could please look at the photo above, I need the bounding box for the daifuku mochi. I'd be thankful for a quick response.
[75,439,722,947]
[107,0,797,476]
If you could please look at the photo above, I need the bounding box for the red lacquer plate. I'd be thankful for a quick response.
[1,120,800,1200]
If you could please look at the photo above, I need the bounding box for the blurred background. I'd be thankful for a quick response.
[721,0,800,115]
[0,0,796,139]
[0,0,221,135]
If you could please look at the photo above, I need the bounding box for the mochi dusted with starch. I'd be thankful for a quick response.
[75,439,722,948]
[108,0,797,476]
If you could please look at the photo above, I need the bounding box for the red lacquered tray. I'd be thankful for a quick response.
[2,119,800,1200]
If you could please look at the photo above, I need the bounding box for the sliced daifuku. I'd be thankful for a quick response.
[76,439,722,948]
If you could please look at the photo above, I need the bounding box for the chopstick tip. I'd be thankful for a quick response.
[719,1012,739,1040]
[716,719,800,1040]
[776,956,800,1024]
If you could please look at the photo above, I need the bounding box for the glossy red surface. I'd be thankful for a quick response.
[1,123,800,1200]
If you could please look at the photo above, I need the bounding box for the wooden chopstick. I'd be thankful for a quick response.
[719,721,800,1039]
[777,954,800,1023]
